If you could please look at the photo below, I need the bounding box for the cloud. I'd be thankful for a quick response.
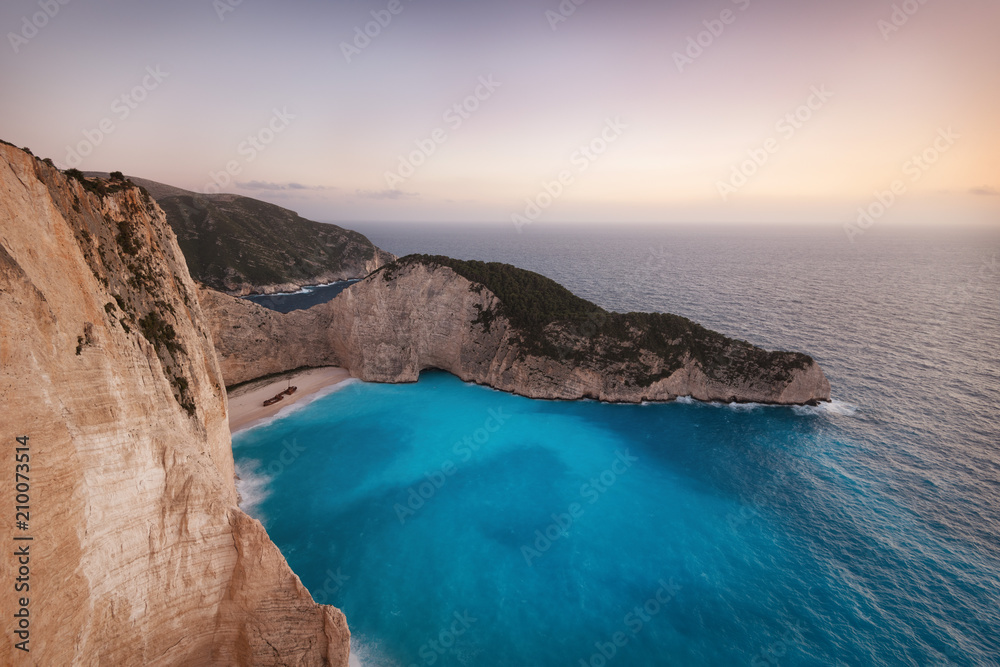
[355,188,419,200]
[969,186,999,196]
[237,180,332,191]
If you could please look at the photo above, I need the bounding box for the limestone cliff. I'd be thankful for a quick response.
[203,257,830,405]
[198,287,339,385]
[0,144,348,665]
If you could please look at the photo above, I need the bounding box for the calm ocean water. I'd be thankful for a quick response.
[234,224,999,666]
[243,279,359,313]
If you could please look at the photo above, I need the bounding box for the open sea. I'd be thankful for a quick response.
[233,224,999,666]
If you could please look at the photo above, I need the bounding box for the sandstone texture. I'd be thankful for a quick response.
[0,144,348,665]
[203,260,831,405]
[198,287,339,386]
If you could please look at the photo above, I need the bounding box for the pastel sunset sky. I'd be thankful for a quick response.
[2,0,997,227]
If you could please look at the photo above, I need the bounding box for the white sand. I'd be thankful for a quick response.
[227,366,352,433]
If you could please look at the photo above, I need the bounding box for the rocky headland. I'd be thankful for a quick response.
[203,255,831,405]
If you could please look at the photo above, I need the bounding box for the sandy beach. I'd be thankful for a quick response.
[227,366,352,433]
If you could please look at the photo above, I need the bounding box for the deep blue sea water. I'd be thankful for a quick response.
[243,279,359,313]
[234,224,999,666]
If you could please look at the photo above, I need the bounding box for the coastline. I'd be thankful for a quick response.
[227,366,353,433]
[242,278,360,298]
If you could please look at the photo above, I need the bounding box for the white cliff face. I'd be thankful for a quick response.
[203,262,831,405]
[198,286,340,385]
[0,145,348,666]
[326,263,514,384]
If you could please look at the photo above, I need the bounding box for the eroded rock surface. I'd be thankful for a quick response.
[203,259,830,405]
[0,144,348,665]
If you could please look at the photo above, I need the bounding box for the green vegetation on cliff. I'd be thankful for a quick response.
[84,173,394,293]
[31,162,202,415]
[385,255,813,389]
[384,255,598,330]
[159,194,391,292]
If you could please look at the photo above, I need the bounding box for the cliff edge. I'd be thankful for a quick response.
[0,144,348,665]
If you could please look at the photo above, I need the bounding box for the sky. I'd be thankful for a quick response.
[1,0,998,229]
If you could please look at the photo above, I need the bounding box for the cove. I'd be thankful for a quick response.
[233,370,969,666]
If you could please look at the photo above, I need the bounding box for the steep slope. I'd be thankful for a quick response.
[201,257,830,405]
[0,144,349,665]
[87,172,395,295]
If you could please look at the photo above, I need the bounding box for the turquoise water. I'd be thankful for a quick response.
[234,373,992,666]
[234,227,999,666]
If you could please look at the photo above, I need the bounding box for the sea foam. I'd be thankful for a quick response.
[234,460,271,516]
[234,378,361,435]
[792,399,858,417]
